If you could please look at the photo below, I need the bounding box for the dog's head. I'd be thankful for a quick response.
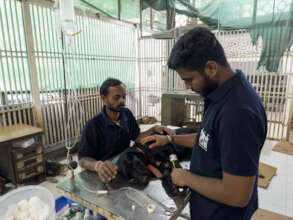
[116,147,153,186]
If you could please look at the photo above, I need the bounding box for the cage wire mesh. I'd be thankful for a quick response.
[1,0,293,146]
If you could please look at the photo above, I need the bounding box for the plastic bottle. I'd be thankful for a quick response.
[83,209,91,220]
[72,211,82,220]
[59,0,76,36]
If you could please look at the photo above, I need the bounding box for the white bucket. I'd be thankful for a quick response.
[0,185,56,220]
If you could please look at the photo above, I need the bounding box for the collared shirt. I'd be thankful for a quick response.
[78,106,140,161]
[190,70,267,220]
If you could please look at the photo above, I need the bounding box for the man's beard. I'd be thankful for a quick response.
[107,103,125,112]
[195,74,218,97]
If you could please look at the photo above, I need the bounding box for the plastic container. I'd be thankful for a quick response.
[59,0,76,36]
[55,195,73,213]
[0,185,56,220]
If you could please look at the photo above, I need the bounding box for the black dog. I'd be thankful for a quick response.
[115,127,196,197]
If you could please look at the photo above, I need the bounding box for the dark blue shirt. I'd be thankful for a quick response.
[78,106,140,161]
[190,70,267,220]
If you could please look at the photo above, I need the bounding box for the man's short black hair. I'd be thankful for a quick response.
[100,78,123,96]
[167,27,229,72]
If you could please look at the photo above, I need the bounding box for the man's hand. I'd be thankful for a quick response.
[152,125,175,136]
[95,160,118,182]
[171,168,188,187]
[140,135,170,148]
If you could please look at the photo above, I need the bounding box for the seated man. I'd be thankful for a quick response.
[78,78,174,183]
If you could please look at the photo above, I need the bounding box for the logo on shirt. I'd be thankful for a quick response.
[199,128,210,151]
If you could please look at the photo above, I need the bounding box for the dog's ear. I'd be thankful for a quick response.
[148,144,175,163]
[117,151,133,179]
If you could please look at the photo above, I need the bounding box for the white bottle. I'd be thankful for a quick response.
[72,212,82,220]
[59,0,76,35]
[93,212,99,220]
[84,209,91,220]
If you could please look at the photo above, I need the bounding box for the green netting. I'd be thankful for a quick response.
[152,9,167,30]
[78,0,167,30]
[142,0,199,18]
[121,0,139,23]
[142,0,293,72]
[77,0,118,18]
[79,0,293,72]
[141,8,165,30]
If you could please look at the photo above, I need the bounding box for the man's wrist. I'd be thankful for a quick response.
[179,169,188,187]
[167,134,174,144]
[94,161,103,172]
[183,170,193,187]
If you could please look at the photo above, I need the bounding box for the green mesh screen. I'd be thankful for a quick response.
[79,0,293,72]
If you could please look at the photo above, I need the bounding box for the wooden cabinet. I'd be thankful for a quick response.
[0,124,45,184]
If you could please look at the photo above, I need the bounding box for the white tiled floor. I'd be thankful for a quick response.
[258,140,293,217]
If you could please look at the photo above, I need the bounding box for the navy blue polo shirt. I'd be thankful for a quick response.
[190,70,267,220]
[78,106,140,161]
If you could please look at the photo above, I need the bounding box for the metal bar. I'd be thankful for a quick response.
[7,0,23,124]
[118,0,121,20]
[150,8,153,30]
[0,2,11,126]
[40,5,57,144]
[84,15,91,127]
[89,19,96,124]
[2,0,18,125]
[45,5,61,143]
[278,62,286,139]
[269,27,279,139]
[42,6,57,143]
[270,74,278,138]
[272,27,282,139]
[87,16,94,122]
[91,18,98,119]
[95,19,101,116]
[252,0,257,26]
[10,0,27,124]
[285,56,293,140]
[36,4,53,144]
[49,6,64,143]
[137,33,142,118]
[13,0,32,125]
[139,0,142,38]
[29,2,49,144]
[85,16,91,122]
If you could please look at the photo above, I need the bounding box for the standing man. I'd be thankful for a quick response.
[142,27,267,220]
[78,78,174,183]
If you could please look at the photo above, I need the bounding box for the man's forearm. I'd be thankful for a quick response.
[79,157,99,171]
[173,133,197,148]
[183,171,249,207]
[135,127,155,142]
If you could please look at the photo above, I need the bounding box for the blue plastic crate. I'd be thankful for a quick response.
[55,196,73,213]
[55,196,106,220]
